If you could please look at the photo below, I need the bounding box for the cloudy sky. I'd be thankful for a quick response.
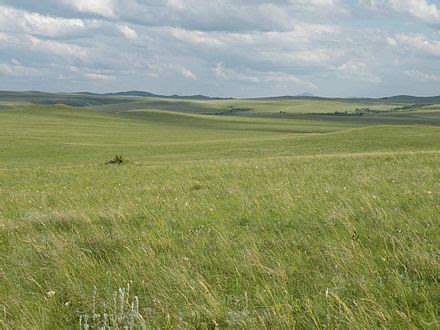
[0,0,439,97]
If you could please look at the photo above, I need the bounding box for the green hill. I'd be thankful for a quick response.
[0,99,439,328]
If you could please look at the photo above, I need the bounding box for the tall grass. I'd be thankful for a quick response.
[1,152,438,328]
[0,105,438,328]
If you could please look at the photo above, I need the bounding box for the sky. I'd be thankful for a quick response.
[0,0,439,98]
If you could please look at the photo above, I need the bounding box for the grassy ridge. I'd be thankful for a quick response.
[0,103,439,328]
[0,105,357,167]
[88,98,402,115]
[1,105,438,168]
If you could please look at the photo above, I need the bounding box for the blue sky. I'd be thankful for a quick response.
[0,0,439,97]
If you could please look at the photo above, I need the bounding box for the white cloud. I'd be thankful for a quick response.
[28,36,89,60]
[62,0,116,18]
[0,5,86,38]
[389,0,439,22]
[121,0,348,33]
[0,31,90,60]
[296,0,337,6]
[147,63,197,80]
[0,32,9,41]
[404,70,440,81]
[118,25,137,39]
[178,66,197,80]
[337,60,382,83]
[386,36,398,46]
[294,0,347,10]
[389,34,440,56]
[169,28,225,48]
[0,62,40,77]
[214,63,317,89]
[214,63,259,83]
[168,23,340,49]
[165,24,343,69]
[361,0,440,23]
[258,48,344,65]
[83,72,115,81]
[0,0,439,96]
[167,0,186,11]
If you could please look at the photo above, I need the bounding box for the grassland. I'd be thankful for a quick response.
[0,94,439,328]
[88,98,401,115]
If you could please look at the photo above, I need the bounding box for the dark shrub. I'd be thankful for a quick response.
[105,155,126,165]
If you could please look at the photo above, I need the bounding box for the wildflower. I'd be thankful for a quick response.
[46,290,56,298]
[325,288,330,298]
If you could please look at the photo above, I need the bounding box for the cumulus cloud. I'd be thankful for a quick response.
[166,24,343,68]
[28,36,90,60]
[361,0,440,24]
[83,72,115,81]
[179,67,197,80]
[118,25,137,39]
[294,0,350,14]
[337,60,382,83]
[62,0,116,18]
[404,70,440,81]
[0,5,86,38]
[214,63,317,89]
[113,0,349,32]
[166,0,186,11]
[388,34,440,56]
[258,48,344,65]
[0,31,90,61]
[0,61,40,77]
[0,0,439,96]
[147,63,198,80]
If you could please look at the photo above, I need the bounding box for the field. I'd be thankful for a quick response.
[0,93,439,328]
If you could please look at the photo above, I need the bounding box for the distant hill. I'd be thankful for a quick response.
[247,95,325,101]
[102,91,233,100]
[0,91,138,107]
[249,94,440,104]
[380,95,440,103]
[103,91,160,98]
[0,90,233,107]
[1,90,439,106]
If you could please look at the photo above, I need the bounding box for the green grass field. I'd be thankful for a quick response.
[0,94,439,328]
[88,98,402,115]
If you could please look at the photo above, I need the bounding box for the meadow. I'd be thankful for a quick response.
[0,93,439,328]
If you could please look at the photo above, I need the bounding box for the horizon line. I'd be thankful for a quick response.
[1,89,440,100]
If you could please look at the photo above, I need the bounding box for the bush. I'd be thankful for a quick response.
[105,155,126,165]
